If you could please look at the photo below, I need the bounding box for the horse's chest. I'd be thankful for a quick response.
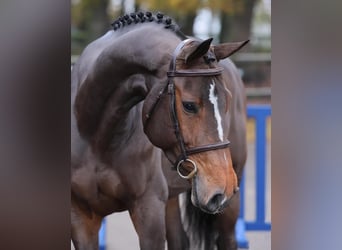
[97,162,148,199]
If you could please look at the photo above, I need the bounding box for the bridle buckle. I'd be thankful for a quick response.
[176,158,197,179]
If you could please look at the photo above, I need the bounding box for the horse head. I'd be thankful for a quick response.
[143,38,248,214]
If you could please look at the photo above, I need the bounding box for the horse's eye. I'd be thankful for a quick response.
[182,102,198,114]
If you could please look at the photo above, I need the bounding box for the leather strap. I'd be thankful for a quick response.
[168,79,188,161]
[167,67,223,77]
[186,141,230,155]
[168,39,192,73]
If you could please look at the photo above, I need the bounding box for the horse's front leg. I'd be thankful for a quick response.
[165,195,189,250]
[129,194,167,250]
[71,194,102,250]
[216,192,240,250]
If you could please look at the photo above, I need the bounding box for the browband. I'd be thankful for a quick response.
[167,67,223,77]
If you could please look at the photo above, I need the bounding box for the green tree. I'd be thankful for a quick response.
[72,0,110,54]
[135,0,201,36]
[136,0,258,43]
[71,0,260,53]
[218,0,258,44]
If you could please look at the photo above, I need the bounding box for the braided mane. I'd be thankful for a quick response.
[111,11,187,40]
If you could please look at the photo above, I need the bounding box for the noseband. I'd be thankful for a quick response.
[144,39,231,179]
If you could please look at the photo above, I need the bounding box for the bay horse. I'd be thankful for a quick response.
[71,11,247,250]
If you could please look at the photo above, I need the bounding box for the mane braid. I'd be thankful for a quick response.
[111,11,187,40]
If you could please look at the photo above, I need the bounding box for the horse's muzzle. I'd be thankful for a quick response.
[204,192,228,214]
[192,180,240,214]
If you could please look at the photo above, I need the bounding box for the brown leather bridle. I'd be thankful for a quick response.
[144,39,231,179]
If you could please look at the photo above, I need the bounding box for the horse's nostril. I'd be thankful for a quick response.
[211,193,223,203]
[206,193,226,213]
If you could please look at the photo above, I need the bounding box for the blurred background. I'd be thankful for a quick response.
[71,0,271,104]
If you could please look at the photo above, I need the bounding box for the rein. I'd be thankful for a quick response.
[144,39,231,179]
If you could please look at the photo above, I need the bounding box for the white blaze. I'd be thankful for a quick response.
[209,80,224,141]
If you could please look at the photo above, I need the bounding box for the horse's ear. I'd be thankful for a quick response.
[185,38,213,64]
[213,40,249,60]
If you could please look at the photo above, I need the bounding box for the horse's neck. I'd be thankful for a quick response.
[95,101,143,157]
[73,25,180,157]
[77,25,179,92]
[90,74,147,156]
